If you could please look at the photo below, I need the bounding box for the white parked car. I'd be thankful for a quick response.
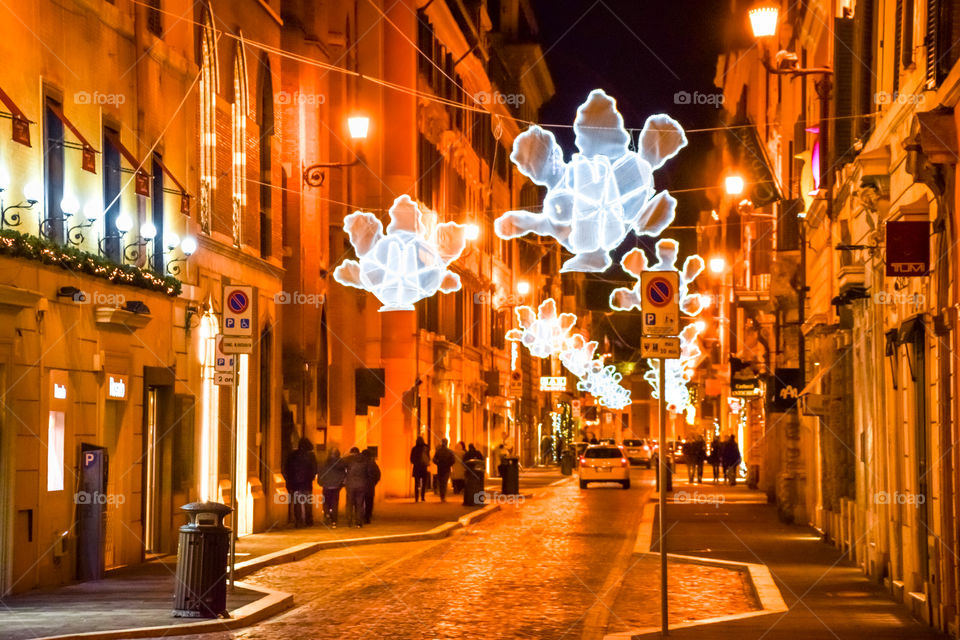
[622,438,652,468]
[578,445,631,489]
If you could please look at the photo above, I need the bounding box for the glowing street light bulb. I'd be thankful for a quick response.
[347,116,370,140]
[164,231,180,250]
[23,181,41,204]
[517,281,530,295]
[83,201,101,222]
[709,257,727,274]
[464,223,480,241]
[115,212,134,234]
[749,3,779,38]
[181,235,198,256]
[724,175,745,195]
[141,222,157,240]
[60,194,79,216]
[694,320,707,332]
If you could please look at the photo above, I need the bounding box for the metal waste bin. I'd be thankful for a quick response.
[463,459,485,506]
[560,448,575,476]
[499,457,519,495]
[173,502,232,618]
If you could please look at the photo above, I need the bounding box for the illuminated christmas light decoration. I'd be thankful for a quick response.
[505,298,578,358]
[609,238,705,315]
[507,303,632,408]
[495,89,687,272]
[333,195,467,312]
[644,322,705,412]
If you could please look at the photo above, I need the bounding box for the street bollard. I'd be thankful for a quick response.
[463,459,486,506]
[173,502,232,618]
[560,448,574,476]
[500,457,520,495]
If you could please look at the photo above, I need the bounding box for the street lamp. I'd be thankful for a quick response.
[166,233,197,276]
[303,115,370,187]
[517,280,530,296]
[709,256,727,275]
[748,2,779,38]
[464,223,480,241]
[724,175,745,196]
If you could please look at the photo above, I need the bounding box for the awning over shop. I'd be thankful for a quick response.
[46,101,98,173]
[725,121,784,207]
[105,130,151,196]
[0,85,33,147]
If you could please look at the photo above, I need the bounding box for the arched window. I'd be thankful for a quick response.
[257,55,274,258]
[232,42,248,246]
[198,4,218,234]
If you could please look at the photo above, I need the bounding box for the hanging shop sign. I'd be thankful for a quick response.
[769,368,802,411]
[106,373,128,400]
[886,220,929,277]
[730,357,762,397]
[539,376,567,392]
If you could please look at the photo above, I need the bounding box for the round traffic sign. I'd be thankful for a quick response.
[227,290,249,314]
[645,276,674,308]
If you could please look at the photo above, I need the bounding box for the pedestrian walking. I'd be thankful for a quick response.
[282,437,317,528]
[410,436,431,502]
[491,443,507,478]
[433,438,456,502]
[363,448,381,524]
[451,441,467,494]
[318,448,345,528]
[692,436,707,483]
[722,435,742,486]
[342,446,369,528]
[464,442,484,463]
[708,437,722,484]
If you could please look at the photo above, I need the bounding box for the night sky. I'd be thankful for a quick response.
[529,0,728,357]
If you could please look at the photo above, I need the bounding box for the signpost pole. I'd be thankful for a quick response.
[229,356,238,590]
[659,355,668,635]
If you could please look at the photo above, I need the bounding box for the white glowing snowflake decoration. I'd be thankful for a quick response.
[333,195,466,311]
[609,238,706,314]
[644,322,705,413]
[494,89,687,272]
[508,302,631,408]
[505,298,578,358]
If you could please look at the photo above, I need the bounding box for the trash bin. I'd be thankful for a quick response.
[748,464,760,490]
[560,448,575,476]
[173,501,232,618]
[463,459,486,506]
[499,457,520,495]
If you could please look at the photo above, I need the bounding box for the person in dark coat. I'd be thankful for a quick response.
[721,435,742,486]
[363,448,381,524]
[433,438,456,502]
[707,437,722,484]
[463,443,484,462]
[410,436,430,502]
[342,447,369,528]
[318,448,345,527]
[283,437,317,528]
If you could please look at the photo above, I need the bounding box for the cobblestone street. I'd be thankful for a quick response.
[151,471,755,640]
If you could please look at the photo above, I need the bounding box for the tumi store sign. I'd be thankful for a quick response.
[886,221,929,277]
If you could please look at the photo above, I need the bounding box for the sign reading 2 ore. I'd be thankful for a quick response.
[640,271,679,336]
[223,285,254,336]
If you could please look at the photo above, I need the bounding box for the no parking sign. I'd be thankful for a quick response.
[640,272,679,336]
[223,285,254,336]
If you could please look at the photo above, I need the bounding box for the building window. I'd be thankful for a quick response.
[258,56,274,258]
[198,5,218,234]
[199,310,220,502]
[102,127,122,262]
[151,155,164,273]
[146,0,162,37]
[43,97,65,244]
[232,46,248,247]
[47,411,65,491]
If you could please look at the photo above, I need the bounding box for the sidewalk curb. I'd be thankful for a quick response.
[234,503,502,579]
[29,581,294,640]
[603,498,788,640]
